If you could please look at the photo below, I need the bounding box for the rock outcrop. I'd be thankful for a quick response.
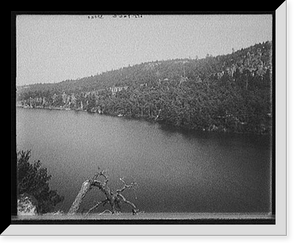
[17,194,38,215]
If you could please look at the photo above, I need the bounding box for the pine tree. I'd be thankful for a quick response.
[17,150,64,214]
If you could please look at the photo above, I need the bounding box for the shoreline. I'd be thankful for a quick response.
[16,105,271,136]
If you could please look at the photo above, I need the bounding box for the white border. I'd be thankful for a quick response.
[4,4,287,236]
[274,0,287,236]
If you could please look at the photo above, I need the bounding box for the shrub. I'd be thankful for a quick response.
[17,150,64,214]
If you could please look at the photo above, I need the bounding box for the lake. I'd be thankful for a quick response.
[16,108,272,215]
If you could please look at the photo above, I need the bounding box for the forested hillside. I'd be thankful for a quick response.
[17,41,273,135]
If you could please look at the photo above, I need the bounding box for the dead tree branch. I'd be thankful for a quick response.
[116,177,137,193]
[68,169,139,215]
[85,199,109,215]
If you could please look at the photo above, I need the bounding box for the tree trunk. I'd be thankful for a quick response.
[68,180,92,214]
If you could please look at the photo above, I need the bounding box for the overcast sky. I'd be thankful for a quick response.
[16,14,272,86]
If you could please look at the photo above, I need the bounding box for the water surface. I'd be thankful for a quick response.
[16,108,272,214]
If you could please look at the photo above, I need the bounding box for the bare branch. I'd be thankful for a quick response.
[119,177,126,185]
[90,180,104,189]
[69,169,139,215]
[117,193,139,215]
[85,199,109,215]
[93,168,109,186]
[98,209,113,215]
[116,177,137,193]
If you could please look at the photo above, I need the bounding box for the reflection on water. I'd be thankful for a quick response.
[16,108,272,214]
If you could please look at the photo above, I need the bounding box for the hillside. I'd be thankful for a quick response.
[16,41,273,134]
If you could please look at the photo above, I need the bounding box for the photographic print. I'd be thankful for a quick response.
[7,7,287,235]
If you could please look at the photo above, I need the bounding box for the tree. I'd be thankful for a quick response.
[17,150,64,213]
[68,169,139,215]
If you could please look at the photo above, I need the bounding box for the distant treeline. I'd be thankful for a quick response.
[17,41,272,135]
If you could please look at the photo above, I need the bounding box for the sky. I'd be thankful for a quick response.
[16,14,272,86]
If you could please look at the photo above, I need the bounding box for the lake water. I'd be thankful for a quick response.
[16,108,272,215]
